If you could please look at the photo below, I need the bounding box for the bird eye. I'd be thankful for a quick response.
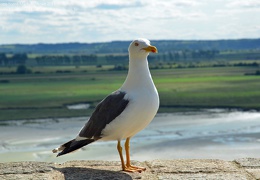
[134,42,139,46]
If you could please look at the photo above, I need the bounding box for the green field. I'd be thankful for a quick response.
[0,66,260,120]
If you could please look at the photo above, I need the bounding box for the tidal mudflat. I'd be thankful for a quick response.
[1,109,260,163]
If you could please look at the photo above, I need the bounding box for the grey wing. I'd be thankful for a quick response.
[78,90,129,139]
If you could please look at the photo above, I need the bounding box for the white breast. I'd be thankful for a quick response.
[101,53,159,141]
[101,85,159,141]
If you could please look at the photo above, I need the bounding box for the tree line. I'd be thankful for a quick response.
[0,53,98,66]
[0,53,28,66]
[1,39,260,55]
[35,55,97,65]
[1,49,260,67]
[152,50,219,62]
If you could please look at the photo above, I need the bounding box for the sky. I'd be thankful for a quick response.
[0,0,260,44]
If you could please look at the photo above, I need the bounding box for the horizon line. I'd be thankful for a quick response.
[1,37,260,46]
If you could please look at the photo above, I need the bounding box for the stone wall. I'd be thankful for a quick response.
[1,158,260,179]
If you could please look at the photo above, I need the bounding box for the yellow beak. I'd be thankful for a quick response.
[142,45,158,53]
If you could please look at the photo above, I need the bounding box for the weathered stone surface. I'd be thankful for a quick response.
[0,161,53,175]
[245,169,260,180]
[235,158,260,168]
[146,159,241,173]
[157,173,253,180]
[0,159,259,180]
[235,158,260,180]
[53,161,144,180]
[147,159,254,180]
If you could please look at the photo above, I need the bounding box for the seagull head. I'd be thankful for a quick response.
[128,38,158,59]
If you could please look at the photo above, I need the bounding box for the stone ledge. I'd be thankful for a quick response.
[0,158,259,180]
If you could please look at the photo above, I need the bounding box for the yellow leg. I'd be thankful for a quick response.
[117,140,126,171]
[124,137,146,172]
[125,138,131,167]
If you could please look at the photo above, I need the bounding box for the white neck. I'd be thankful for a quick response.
[121,55,155,92]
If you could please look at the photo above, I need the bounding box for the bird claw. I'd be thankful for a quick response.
[123,165,146,173]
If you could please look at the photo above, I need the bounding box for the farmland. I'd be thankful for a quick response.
[1,38,260,120]
[0,65,259,120]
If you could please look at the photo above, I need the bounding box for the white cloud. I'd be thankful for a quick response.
[0,0,259,44]
[227,0,260,9]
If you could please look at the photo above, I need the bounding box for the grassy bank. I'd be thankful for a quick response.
[0,66,260,120]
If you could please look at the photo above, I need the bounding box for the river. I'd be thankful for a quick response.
[1,109,260,163]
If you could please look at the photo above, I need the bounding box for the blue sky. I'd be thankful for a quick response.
[0,0,260,44]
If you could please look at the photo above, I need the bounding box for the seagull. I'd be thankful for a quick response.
[52,38,159,173]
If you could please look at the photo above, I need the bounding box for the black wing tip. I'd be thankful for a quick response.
[56,149,71,157]
[56,152,63,157]
[55,139,96,157]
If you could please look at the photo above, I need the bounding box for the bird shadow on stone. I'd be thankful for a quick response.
[53,166,133,180]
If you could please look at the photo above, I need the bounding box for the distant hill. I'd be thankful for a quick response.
[0,38,259,54]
